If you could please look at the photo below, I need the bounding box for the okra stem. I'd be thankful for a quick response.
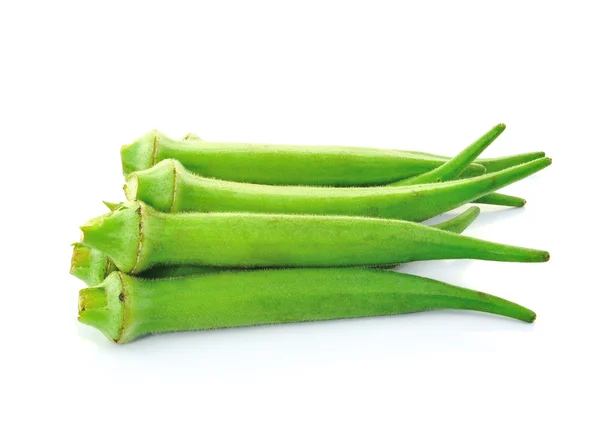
[80,201,549,274]
[70,242,117,286]
[78,269,536,344]
[125,157,550,220]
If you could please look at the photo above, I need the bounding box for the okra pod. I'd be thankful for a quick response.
[121,130,489,186]
[78,269,536,344]
[399,150,546,174]
[389,123,505,186]
[71,207,481,285]
[80,201,549,274]
[124,157,550,220]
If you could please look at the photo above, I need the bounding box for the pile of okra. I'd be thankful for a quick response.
[72,123,551,344]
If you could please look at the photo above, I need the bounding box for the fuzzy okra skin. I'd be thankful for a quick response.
[125,157,550,220]
[78,269,536,344]
[121,130,487,186]
[80,201,549,274]
[71,207,481,285]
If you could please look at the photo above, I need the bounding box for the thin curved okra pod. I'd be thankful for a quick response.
[80,201,549,274]
[399,150,546,174]
[78,269,536,344]
[389,123,505,186]
[71,207,481,286]
[120,130,488,186]
[385,124,526,207]
[125,157,550,220]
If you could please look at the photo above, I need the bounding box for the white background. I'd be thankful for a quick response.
[1,1,598,421]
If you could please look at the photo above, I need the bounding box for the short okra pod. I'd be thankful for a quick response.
[80,201,549,274]
[78,268,536,344]
[71,207,481,286]
[120,130,489,186]
[125,157,550,221]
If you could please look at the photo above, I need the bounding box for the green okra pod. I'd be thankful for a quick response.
[78,268,536,344]
[121,130,489,186]
[71,207,481,285]
[389,123,505,186]
[125,157,550,220]
[80,201,549,274]
[399,150,546,174]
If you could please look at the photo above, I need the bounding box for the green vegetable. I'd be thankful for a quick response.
[389,123,505,186]
[70,242,223,286]
[121,129,495,186]
[124,157,550,219]
[79,201,549,274]
[70,242,117,285]
[402,150,546,174]
[174,129,531,207]
[71,207,481,286]
[473,193,526,207]
[78,268,536,344]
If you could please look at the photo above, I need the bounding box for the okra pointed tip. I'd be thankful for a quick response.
[506,305,536,323]
[476,151,547,173]
[535,156,552,170]
[493,122,507,133]
[524,249,550,263]
[466,205,481,217]
[473,193,527,207]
